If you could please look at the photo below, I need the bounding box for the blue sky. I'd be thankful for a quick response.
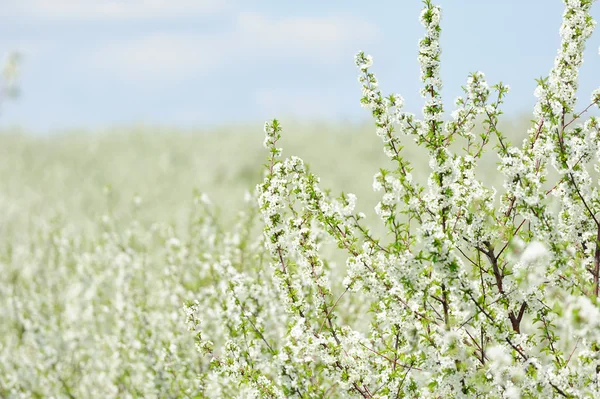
[0,0,599,132]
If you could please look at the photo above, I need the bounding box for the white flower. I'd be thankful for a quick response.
[592,88,600,105]
[520,241,548,264]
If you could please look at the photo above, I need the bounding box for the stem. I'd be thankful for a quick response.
[594,226,600,297]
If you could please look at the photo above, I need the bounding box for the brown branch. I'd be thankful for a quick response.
[318,288,348,334]
[508,302,527,334]
[564,100,599,129]
[496,219,527,259]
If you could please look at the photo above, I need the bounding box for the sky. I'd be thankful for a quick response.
[0,0,599,132]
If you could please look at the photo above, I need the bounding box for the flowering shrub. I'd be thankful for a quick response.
[189,0,600,397]
[0,52,20,104]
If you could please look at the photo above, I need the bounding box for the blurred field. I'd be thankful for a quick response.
[0,117,532,233]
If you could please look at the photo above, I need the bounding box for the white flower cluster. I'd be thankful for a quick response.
[197,1,600,398]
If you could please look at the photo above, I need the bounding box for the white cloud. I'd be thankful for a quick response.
[0,0,225,20]
[85,13,379,81]
[88,33,220,80]
[254,88,337,119]
[234,13,378,60]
